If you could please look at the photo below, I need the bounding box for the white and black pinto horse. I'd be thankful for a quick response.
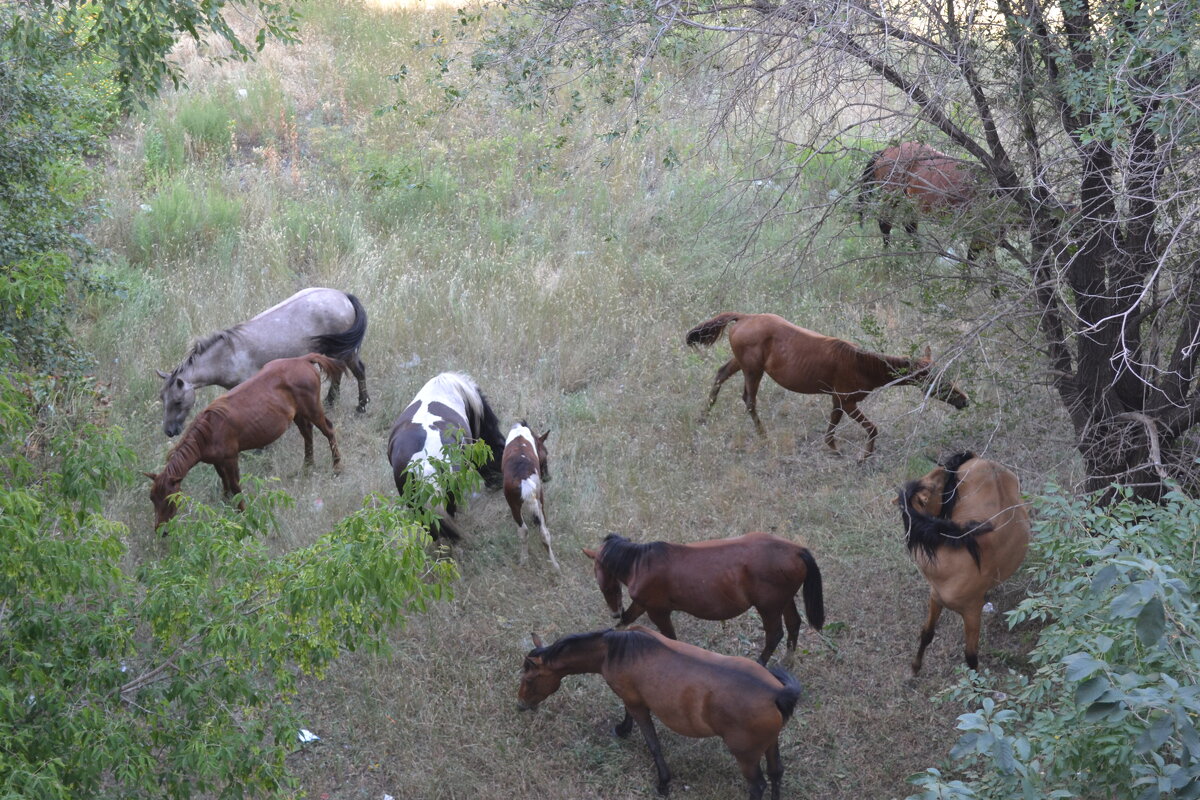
[387,372,505,542]
[157,287,369,436]
[502,422,558,571]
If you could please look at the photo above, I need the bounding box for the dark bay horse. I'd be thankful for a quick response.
[502,422,558,570]
[896,451,1031,673]
[857,141,988,260]
[387,372,505,542]
[518,627,803,800]
[146,354,343,531]
[686,312,969,460]
[582,532,825,665]
[157,287,368,437]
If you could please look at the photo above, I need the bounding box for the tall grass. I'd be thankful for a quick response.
[84,1,1081,797]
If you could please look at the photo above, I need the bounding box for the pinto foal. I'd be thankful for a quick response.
[502,423,559,570]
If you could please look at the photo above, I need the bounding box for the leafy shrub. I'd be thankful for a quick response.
[908,485,1200,800]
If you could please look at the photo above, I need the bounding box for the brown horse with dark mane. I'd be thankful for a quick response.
[518,626,803,799]
[896,451,1030,673]
[146,353,343,531]
[583,532,825,665]
[686,312,968,459]
[857,141,989,260]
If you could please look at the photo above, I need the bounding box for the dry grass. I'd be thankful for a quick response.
[84,1,1081,797]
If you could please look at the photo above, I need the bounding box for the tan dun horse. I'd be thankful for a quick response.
[502,421,558,570]
[583,532,825,665]
[686,312,969,459]
[518,626,803,799]
[896,451,1031,673]
[857,141,989,260]
[146,354,343,531]
[157,287,368,437]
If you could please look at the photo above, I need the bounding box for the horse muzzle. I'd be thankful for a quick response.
[516,700,538,713]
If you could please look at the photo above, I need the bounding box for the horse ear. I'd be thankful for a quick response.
[582,547,597,560]
[142,471,158,481]
[530,632,544,648]
[155,369,170,379]
[538,429,550,442]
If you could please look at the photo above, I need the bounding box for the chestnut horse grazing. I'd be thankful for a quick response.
[146,354,343,531]
[583,532,825,665]
[896,451,1031,673]
[157,287,369,437]
[857,141,988,260]
[686,312,969,459]
[387,372,506,542]
[502,422,559,570]
[518,627,803,799]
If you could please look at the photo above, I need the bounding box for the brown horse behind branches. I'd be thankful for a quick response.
[146,353,344,531]
[895,451,1031,673]
[686,312,969,459]
[518,626,803,799]
[857,141,990,261]
[583,532,825,665]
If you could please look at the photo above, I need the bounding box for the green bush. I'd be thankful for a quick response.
[908,486,1200,800]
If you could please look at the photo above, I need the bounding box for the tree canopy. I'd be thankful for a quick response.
[485,0,1200,496]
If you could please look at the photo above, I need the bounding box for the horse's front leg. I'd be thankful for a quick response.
[646,609,677,640]
[618,600,647,627]
[625,704,672,797]
[825,398,844,453]
[215,459,244,511]
[912,591,944,675]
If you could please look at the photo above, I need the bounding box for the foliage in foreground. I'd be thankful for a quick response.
[0,377,487,798]
[908,486,1200,800]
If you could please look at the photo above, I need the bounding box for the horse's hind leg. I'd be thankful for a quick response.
[350,354,369,413]
[310,412,341,473]
[705,357,743,418]
[783,599,801,652]
[646,609,677,640]
[295,418,315,467]
[530,494,560,572]
[757,607,785,665]
[730,746,769,800]
[742,368,766,436]
[912,592,944,675]
[324,371,342,409]
[765,741,784,800]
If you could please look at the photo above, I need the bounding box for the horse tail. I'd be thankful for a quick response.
[311,292,368,361]
[685,313,741,348]
[474,389,506,490]
[305,353,347,381]
[856,150,883,227]
[798,548,825,630]
[768,665,803,723]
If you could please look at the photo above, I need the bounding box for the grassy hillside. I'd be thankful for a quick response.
[84,0,1081,796]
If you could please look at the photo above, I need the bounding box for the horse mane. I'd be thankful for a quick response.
[897,479,987,569]
[170,327,242,379]
[938,451,976,520]
[832,340,917,383]
[597,533,665,581]
[531,629,608,663]
[162,410,220,482]
[602,628,662,666]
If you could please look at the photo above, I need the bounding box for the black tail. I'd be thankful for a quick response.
[470,390,506,491]
[798,548,825,630]
[311,293,368,362]
[769,665,803,723]
[856,150,883,226]
[685,313,741,348]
